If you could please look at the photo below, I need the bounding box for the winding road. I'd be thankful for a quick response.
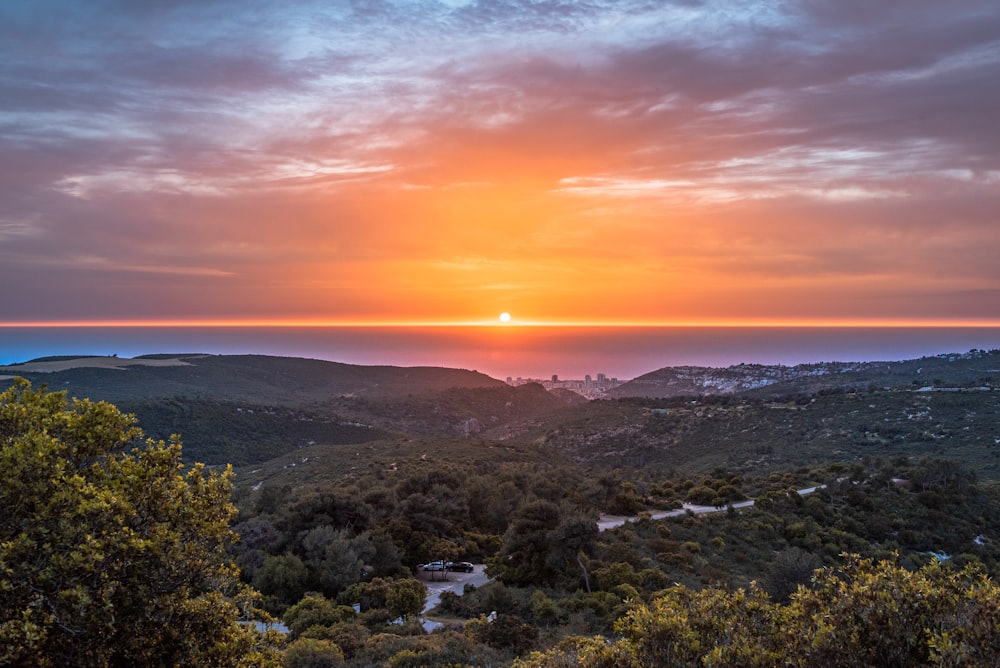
[416,484,826,629]
[598,485,826,531]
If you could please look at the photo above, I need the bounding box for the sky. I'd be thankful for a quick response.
[2,0,1000,327]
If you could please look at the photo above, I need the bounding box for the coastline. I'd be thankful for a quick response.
[2,325,999,381]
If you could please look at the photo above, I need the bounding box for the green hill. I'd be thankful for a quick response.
[609,348,1000,398]
[5,349,1000,477]
[0,354,511,464]
[507,386,1000,478]
[1,353,506,404]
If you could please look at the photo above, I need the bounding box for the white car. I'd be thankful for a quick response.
[421,561,446,571]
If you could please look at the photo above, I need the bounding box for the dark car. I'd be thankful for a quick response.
[446,561,474,572]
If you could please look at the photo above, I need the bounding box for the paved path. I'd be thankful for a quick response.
[418,565,491,631]
[598,485,825,531]
[421,566,490,613]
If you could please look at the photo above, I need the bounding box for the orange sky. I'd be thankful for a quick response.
[1,1,999,327]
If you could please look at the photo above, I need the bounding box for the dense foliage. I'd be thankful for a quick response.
[516,556,1000,667]
[0,380,279,667]
[229,446,1000,665]
[232,456,607,612]
[119,397,391,465]
[530,386,1000,477]
[7,349,1000,666]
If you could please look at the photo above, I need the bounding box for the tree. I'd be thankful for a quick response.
[546,512,599,591]
[283,594,355,638]
[308,528,376,594]
[789,555,999,666]
[253,554,312,611]
[0,379,279,667]
[283,638,345,667]
[515,555,1000,667]
[465,614,539,654]
[488,501,597,589]
[385,578,427,619]
[488,500,565,586]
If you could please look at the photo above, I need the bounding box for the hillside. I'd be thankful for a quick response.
[0,353,506,403]
[608,348,1000,398]
[491,349,1000,479]
[0,354,581,465]
[505,386,1000,478]
[5,348,1000,476]
[10,347,1000,664]
[0,354,509,464]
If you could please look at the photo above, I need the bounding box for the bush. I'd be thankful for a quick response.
[283,594,355,638]
[283,638,344,667]
[521,555,1000,667]
[0,380,279,666]
[465,614,539,654]
[685,485,718,505]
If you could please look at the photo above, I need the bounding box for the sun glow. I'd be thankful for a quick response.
[4,317,1000,329]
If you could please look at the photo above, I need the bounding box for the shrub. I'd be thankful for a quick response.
[283,638,344,667]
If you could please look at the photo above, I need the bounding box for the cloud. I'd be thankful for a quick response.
[1,0,998,323]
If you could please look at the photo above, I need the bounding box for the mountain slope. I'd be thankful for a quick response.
[608,349,1000,398]
[0,353,506,404]
[0,354,512,465]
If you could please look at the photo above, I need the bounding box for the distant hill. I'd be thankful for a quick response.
[499,384,1000,478]
[330,381,587,439]
[0,354,585,465]
[5,349,1000,477]
[0,353,506,404]
[0,354,512,465]
[482,349,1000,479]
[608,349,1000,398]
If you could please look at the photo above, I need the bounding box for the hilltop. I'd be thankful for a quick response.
[0,354,578,465]
[4,348,1000,477]
[486,349,1000,477]
[0,353,506,403]
[608,348,1000,398]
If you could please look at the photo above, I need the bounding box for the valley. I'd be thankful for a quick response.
[4,348,1000,665]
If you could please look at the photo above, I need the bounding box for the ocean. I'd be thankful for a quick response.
[1,326,999,381]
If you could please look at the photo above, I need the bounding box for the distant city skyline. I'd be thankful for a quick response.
[3,325,998,385]
[506,373,622,399]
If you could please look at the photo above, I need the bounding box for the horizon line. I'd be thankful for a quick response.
[2,318,1000,328]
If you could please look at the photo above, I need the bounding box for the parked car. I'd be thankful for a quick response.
[421,561,446,571]
[446,561,474,572]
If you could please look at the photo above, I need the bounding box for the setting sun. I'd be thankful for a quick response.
[0,2,996,330]
[499,313,512,323]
